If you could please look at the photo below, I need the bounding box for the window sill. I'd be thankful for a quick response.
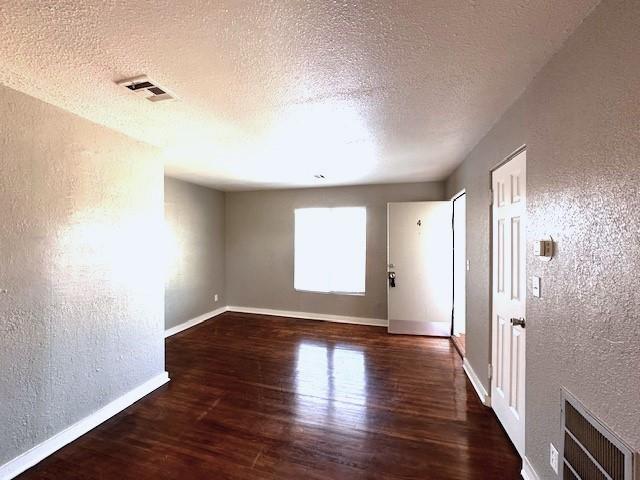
[294,289,366,297]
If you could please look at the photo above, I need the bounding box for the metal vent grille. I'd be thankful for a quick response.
[562,390,635,480]
[116,75,176,102]
[565,464,581,480]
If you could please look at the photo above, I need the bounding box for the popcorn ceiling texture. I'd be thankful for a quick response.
[0,84,165,466]
[0,0,599,190]
[446,0,640,477]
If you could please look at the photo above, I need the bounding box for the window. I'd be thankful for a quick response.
[294,207,366,294]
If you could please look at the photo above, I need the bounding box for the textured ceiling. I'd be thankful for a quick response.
[0,0,599,190]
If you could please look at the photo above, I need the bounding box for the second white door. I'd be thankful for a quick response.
[491,150,527,456]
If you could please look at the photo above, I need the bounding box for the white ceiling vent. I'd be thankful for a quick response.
[116,75,176,102]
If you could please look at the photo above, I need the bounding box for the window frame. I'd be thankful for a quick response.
[293,206,367,296]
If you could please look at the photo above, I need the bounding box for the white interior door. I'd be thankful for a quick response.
[387,202,452,336]
[491,150,526,456]
[452,193,466,336]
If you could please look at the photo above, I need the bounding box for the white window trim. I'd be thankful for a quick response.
[293,206,367,295]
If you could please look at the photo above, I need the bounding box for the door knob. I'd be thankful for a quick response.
[388,272,396,288]
[510,317,526,328]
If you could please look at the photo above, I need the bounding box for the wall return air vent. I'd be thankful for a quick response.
[116,75,176,102]
[561,389,637,480]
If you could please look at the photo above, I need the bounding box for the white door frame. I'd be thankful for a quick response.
[489,145,527,457]
[451,189,466,337]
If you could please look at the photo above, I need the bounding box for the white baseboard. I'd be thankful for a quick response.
[521,456,540,480]
[462,357,491,407]
[0,372,169,480]
[227,306,388,327]
[164,306,228,338]
[388,319,450,337]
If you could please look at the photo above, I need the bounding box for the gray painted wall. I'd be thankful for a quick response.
[225,182,444,319]
[0,84,165,466]
[446,99,528,399]
[165,177,225,330]
[445,0,640,476]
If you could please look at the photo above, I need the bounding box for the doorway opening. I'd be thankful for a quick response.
[451,191,466,356]
[387,201,453,336]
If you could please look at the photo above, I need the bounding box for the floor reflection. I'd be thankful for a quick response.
[294,342,367,429]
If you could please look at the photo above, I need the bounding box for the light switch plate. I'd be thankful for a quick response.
[532,277,541,298]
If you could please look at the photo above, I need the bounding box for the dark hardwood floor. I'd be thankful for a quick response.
[18,312,521,479]
[452,334,466,358]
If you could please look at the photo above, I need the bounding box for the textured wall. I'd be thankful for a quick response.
[165,177,225,329]
[0,85,165,466]
[446,100,528,396]
[225,182,444,319]
[446,0,640,476]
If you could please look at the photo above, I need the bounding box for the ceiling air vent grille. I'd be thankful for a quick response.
[116,75,176,102]
[561,390,636,480]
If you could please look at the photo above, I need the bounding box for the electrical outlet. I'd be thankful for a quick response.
[214,294,219,302]
[549,443,559,474]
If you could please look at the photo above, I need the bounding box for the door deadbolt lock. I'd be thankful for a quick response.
[388,272,396,288]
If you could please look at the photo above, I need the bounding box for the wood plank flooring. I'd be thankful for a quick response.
[452,334,466,358]
[18,312,521,479]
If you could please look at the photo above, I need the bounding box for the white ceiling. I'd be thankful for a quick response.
[0,0,599,190]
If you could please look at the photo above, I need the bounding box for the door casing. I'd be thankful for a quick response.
[451,190,466,337]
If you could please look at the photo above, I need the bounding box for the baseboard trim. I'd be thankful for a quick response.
[164,306,228,338]
[388,319,450,337]
[521,456,540,480]
[462,357,491,407]
[0,371,169,480]
[227,306,388,327]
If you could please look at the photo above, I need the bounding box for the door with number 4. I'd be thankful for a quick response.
[491,149,526,457]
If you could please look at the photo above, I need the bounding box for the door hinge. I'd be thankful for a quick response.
[489,189,493,206]
[488,364,493,380]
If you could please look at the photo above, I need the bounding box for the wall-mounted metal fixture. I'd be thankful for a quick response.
[561,388,636,480]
